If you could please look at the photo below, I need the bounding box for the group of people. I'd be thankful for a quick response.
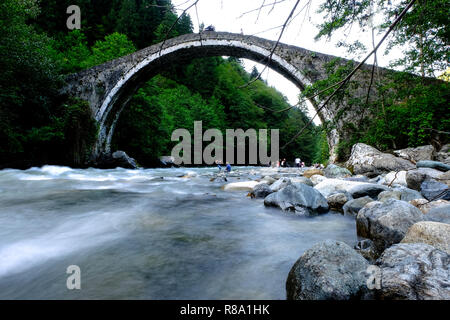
[274,158,305,168]
[215,160,231,173]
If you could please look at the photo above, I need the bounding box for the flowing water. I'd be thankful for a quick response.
[0,166,357,299]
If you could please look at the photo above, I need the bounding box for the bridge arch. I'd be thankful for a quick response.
[65,32,369,163]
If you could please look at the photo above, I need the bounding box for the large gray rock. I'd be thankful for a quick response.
[324,164,352,179]
[417,160,450,172]
[376,243,450,300]
[356,199,424,256]
[286,240,370,300]
[401,221,450,254]
[264,184,329,216]
[406,168,443,191]
[348,183,389,199]
[379,188,424,202]
[421,179,450,201]
[424,205,450,224]
[343,196,373,217]
[393,145,434,163]
[251,183,273,198]
[346,143,415,176]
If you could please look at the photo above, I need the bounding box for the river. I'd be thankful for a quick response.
[0,166,357,299]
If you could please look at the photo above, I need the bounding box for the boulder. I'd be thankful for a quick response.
[264,183,329,216]
[314,179,367,198]
[346,143,415,176]
[417,160,450,172]
[223,181,259,192]
[424,205,450,224]
[401,221,450,254]
[310,174,327,186]
[290,177,314,187]
[250,183,273,198]
[327,193,350,212]
[348,183,389,199]
[406,168,443,191]
[355,239,378,262]
[323,164,352,179]
[393,145,434,163]
[420,179,450,201]
[410,199,450,214]
[343,196,373,217]
[303,169,324,179]
[356,199,423,256]
[384,171,407,186]
[270,178,292,192]
[286,240,370,300]
[376,243,450,300]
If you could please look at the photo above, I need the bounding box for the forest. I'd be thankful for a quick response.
[0,0,448,168]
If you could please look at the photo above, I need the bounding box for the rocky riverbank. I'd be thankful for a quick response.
[219,143,450,300]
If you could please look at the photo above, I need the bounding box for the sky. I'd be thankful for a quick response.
[172,0,405,124]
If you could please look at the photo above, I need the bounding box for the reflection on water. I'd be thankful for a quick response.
[0,166,357,299]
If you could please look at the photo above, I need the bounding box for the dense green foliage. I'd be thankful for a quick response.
[313,0,449,160]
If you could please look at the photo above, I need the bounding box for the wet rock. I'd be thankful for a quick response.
[264,183,329,216]
[327,193,350,212]
[250,183,273,198]
[424,205,450,224]
[393,145,434,163]
[270,178,292,192]
[286,240,370,300]
[324,164,352,179]
[406,168,443,191]
[223,181,259,192]
[356,199,423,256]
[376,243,450,300]
[303,169,324,179]
[343,196,373,217]
[346,143,415,176]
[401,221,450,254]
[420,179,450,201]
[348,183,389,199]
[417,160,450,172]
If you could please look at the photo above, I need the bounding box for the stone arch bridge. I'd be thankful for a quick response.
[64,32,392,163]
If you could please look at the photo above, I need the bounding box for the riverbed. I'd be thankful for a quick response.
[0,166,357,299]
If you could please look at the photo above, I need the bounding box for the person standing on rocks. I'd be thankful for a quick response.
[226,162,232,174]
